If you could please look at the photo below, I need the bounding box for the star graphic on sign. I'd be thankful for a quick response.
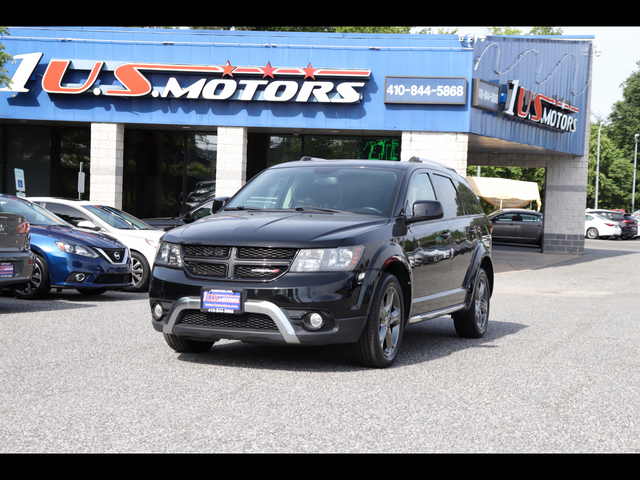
[262,61,275,78]
[303,63,317,80]
[222,60,235,77]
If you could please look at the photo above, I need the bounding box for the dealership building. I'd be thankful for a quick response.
[0,27,595,254]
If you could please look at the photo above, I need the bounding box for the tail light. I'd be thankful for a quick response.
[16,221,30,234]
[605,223,615,227]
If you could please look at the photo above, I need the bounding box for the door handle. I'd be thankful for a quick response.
[442,230,451,239]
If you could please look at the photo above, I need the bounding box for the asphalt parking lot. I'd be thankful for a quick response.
[1,238,639,453]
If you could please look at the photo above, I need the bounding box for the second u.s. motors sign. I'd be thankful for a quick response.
[503,79,579,133]
[2,53,370,104]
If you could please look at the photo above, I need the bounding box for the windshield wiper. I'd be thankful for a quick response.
[293,207,345,213]
[223,206,262,211]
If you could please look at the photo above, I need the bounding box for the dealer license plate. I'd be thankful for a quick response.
[200,288,243,314]
[0,263,14,277]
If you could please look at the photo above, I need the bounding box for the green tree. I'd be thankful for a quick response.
[607,60,640,162]
[1,27,12,88]
[587,122,633,210]
[487,26,563,36]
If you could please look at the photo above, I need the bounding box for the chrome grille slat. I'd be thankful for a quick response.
[182,245,298,282]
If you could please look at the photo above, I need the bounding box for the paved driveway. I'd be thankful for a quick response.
[1,238,639,452]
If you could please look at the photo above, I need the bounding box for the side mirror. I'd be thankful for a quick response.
[404,200,444,225]
[77,220,101,231]
[211,196,230,213]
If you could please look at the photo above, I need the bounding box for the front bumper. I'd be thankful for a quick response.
[149,265,377,346]
[151,296,367,345]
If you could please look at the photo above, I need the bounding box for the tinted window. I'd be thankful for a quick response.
[405,173,436,214]
[42,203,92,226]
[455,180,484,215]
[432,174,464,218]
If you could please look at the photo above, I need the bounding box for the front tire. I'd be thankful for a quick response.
[351,273,404,368]
[12,254,50,300]
[163,333,216,353]
[453,268,490,338]
[123,251,150,292]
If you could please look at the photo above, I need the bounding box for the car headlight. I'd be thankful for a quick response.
[290,245,364,272]
[55,241,99,258]
[156,241,183,268]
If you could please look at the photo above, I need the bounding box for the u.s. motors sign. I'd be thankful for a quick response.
[503,79,579,133]
[2,53,371,104]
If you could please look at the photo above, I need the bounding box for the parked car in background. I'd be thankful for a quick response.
[0,207,35,289]
[0,195,132,299]
[586,209,638,239]
[29,198,163,292]
[186,180,216,206]
[142,199,217,231]
[486,208,543,246]
[585,213,621,239]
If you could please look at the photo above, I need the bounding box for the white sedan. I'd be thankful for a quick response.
[585,213,621,239]
[29,197,164,292]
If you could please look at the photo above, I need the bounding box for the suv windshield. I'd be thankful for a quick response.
[224,166,403,216]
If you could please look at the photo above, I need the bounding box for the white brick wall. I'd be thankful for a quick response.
[401,131,469,175]
[89,123,124,209]
[216,126,248,197]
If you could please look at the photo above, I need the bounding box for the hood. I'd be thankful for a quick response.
[162,211,388,248]
[30,225,126,249]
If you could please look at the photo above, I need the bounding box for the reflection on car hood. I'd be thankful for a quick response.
[162,211,388,248]
[30,225,126,248]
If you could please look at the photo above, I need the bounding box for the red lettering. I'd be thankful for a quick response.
[42,59,103,94]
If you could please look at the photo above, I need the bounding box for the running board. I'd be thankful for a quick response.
[409,303,466,324]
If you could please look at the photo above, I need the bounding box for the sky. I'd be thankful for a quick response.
[443,26,639,123]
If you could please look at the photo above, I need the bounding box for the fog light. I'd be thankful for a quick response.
[75,273,86,282]
[152,303,164,320]
[309,313,323,329]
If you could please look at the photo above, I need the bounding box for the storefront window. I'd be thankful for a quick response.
[123,130,217,219]
[268,135,400,166]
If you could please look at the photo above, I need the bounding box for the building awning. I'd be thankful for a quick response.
[466,176,542,211]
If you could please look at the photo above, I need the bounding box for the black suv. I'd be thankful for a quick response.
[150,158,494,368]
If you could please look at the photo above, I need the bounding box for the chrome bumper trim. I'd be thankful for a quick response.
[162,297,301,344]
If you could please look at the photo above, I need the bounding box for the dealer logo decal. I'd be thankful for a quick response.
[3,53,370,104]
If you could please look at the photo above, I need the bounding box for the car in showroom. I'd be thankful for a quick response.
[486,208,543,246]
[0,209,35,289]
[586,209,638,239]
[0,194,132,299]
[29,198,164,292]
[149,157,494,368]
[142,199,216,231]
[585,213,621,239]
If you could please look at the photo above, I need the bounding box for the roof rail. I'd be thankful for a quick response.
[408,156,456,173]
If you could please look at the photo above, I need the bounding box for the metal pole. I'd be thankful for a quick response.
[595,122,604,209]
[633,134,639,213]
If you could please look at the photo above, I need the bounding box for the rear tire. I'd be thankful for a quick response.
[12,254,50,300]
[163,333,216,353]
[586,227,599,239]
[351,273,404,368]
[453,268,490,338]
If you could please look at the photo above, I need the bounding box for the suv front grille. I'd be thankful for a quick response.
[182,246,298,282]
[179,311,278,330]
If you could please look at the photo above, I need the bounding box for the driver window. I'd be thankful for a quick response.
[406,173,436,214]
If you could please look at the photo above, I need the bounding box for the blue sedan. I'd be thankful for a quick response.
[0,194,132,299]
